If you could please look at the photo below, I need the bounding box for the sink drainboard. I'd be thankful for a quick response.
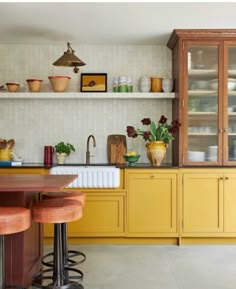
[49,166,120,188]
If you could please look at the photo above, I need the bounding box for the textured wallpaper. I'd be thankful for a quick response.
[0,44,173,163]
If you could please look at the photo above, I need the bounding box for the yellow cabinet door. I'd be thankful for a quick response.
[224,173,236,232]
[44,193,125,237]
[68,193,125,237]
[182,173,224,234]
[127,171,177,236]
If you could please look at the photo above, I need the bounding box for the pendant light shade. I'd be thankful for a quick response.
[53,42,86,73]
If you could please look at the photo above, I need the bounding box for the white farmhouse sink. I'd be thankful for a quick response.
[49,166,120,188]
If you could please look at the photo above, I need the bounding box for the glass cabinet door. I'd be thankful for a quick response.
[186,44,219,164]
[226,45,236,162]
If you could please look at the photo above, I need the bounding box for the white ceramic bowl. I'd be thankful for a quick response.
[228,79,236,91]
[188,151,205,162]
[193,80,208,90]
[209,80,218,90]
[209,79,236,91]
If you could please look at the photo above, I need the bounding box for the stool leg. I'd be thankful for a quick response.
[0,235,4,289]
[61,223,69,279]
[62,223,86,269]
[53,223,65,286]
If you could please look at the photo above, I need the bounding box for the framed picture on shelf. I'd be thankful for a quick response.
[80,73,107,92]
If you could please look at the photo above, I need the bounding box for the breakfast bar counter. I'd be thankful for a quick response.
[0,174,77,289]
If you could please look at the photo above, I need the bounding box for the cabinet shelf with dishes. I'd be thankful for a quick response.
[188,90,217,96]
[188,69,217,78]
[0,92,175,100]
[168,29,236,166]
[188,133,217,136]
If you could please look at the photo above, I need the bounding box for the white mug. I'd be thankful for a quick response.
[162,78,174,92]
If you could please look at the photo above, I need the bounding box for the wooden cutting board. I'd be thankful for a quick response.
[107,135,127,164]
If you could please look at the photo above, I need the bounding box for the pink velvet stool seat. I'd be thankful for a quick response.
[41,192,86,273]
[0,207,31,289]
[32,199,83,224]
[32,198,84,289]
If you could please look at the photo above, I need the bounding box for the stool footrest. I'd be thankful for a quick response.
[32,267,83,289]
[42,251,86,268]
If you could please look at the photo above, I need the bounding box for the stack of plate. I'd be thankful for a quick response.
[207,146,218,161]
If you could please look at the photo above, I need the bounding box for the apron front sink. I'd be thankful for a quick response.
[49,166,120,188]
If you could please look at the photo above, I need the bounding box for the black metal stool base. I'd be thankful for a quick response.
[42,223,86,270]
[32,223,84,289]
[32,267,83,289]
[42,250,86,268]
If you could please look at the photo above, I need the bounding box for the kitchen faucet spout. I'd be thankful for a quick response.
[86,135,96,165]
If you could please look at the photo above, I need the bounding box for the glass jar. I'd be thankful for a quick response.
[118,76,127,92]
[139,76,151,92]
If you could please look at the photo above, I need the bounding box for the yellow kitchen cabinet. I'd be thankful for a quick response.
[126,169,178,237]
[181,169,236,237]
[44,191,125,237]
[68,193,125,236]
[223,173,236,232]
[182,172,223,235]
[0,168,46,174]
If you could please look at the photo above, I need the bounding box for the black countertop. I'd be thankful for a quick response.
[0,162,177,169]
[0,162,235,169]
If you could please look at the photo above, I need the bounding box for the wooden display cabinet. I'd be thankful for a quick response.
[167,29,236,166]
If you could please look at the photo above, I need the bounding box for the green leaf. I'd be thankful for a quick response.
[150,122,157,140]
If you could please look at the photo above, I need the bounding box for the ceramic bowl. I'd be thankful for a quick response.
[188,151,205,162]
[209,79,236,91]
[123,154,140,166]
[48,75,71,92]
[26,79,43,92]
[193,80,208,90]
[227,79,236,91]
[6,82,20,92]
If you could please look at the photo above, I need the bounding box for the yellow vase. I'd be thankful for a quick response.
[146,141,167,166]
[0,149,12,161]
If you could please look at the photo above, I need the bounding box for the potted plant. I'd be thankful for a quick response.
[54,141,75,164]
[126,115,181,166]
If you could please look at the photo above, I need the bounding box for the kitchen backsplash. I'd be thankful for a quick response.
[0,44,173,163]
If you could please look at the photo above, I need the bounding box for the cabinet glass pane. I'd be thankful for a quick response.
[187,45,218,162]
[228,46,236,161]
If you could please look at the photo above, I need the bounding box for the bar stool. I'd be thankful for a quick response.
[41,191,86,270]
[0,207,31,289]
[32,198,83,289]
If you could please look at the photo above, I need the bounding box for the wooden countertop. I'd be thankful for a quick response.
[0,174,77,192]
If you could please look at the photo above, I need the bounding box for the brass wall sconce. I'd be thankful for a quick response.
[53,42,86,73]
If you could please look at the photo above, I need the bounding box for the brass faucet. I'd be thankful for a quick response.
[86,135,96,165]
